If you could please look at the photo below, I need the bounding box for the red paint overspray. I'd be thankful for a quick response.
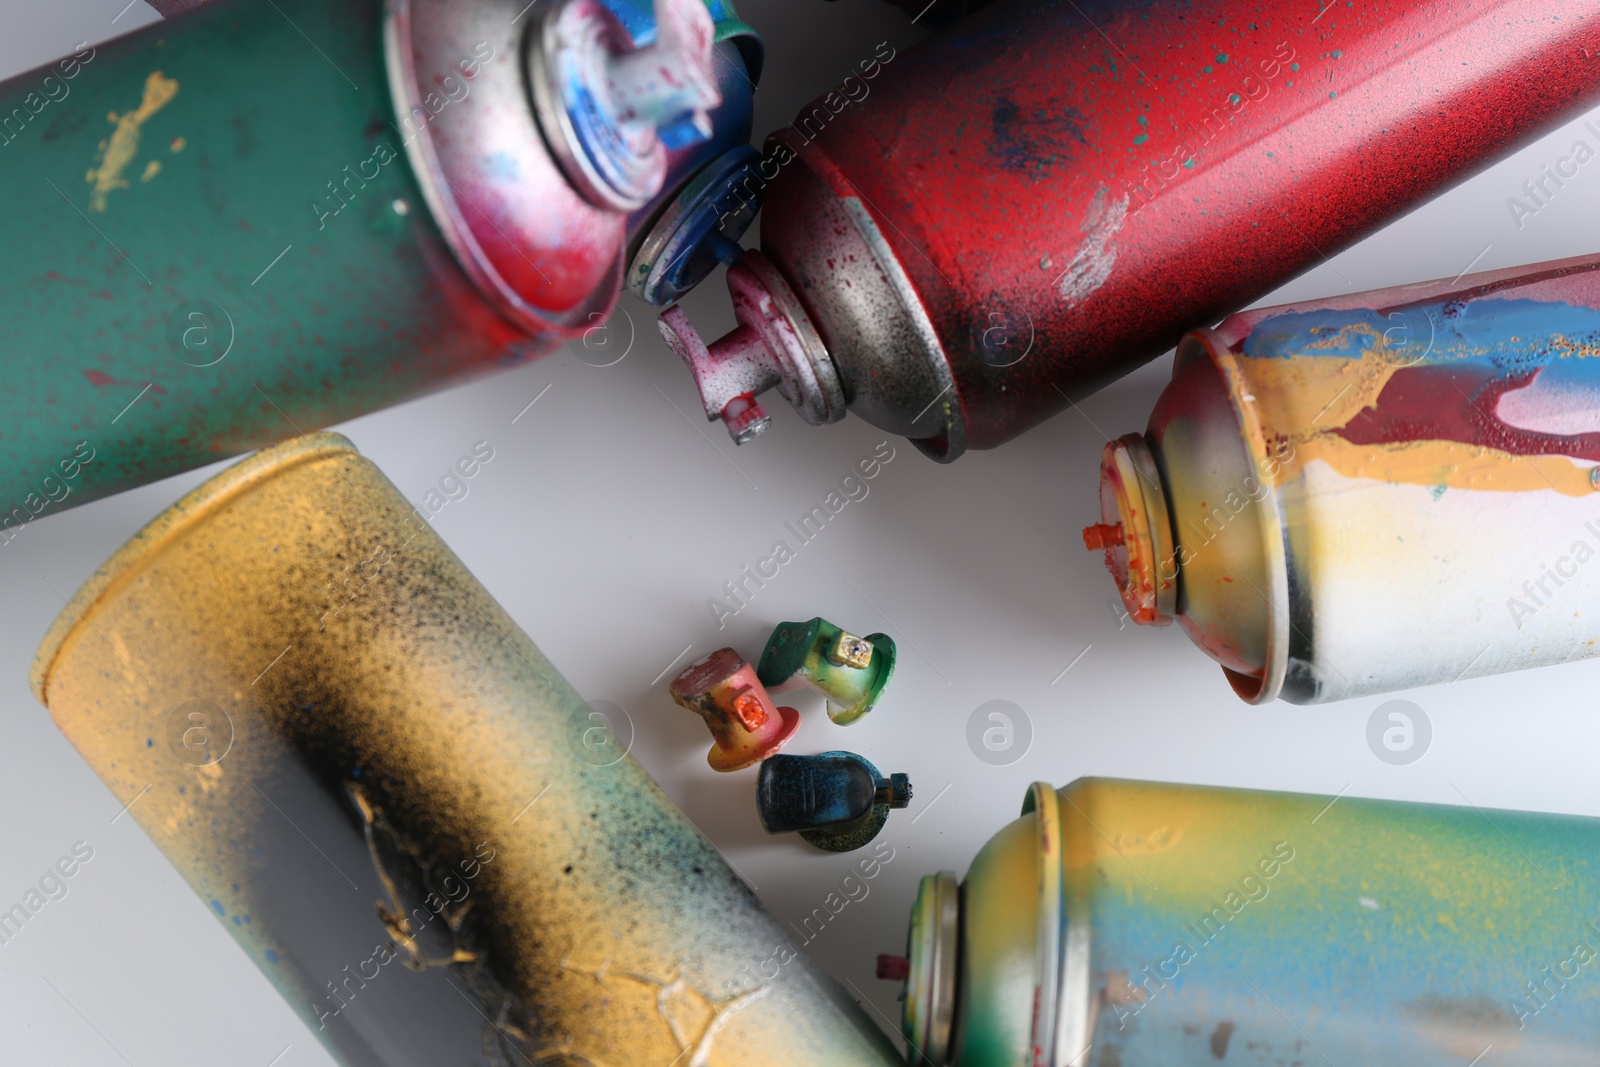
[782,0,1600,453]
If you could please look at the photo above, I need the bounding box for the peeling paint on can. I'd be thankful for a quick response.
[1090,253,1600,704]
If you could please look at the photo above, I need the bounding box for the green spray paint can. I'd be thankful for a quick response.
[0,0,762,536]
[881,778,1600,1065]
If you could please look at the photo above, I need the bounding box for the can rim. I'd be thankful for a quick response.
[764,126,967,462]
[29,432,361,707]
[1097,433,1177,625]
[1183,330,1291,704]
[1021,781,1067,1065]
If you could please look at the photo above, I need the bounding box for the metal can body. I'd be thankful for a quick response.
[1093,253,1600,704]
[664,0,1600,459]
[0,0,756,528]
[30,432,900,1067]
[896,778,1600,1066]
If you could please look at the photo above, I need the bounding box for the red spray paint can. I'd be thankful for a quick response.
[660,0,1600,460]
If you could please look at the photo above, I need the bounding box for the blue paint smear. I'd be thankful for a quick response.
[1082,799,1600,1038]
[484,151,520,185]
[987,95,1089,178]
[598,0,658,45]
[1243,298,1600,385]
[210,899,225,916]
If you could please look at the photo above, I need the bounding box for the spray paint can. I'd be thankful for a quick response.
[0,0,762,525]
[1085,253,1600,704]
[30,431,900,1067]
[657,0,1600,460]
[880,777,1600,1066]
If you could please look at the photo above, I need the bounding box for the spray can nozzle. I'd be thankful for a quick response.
[530,0,722,212]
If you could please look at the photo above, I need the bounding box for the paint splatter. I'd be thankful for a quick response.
[1238,298,1600,495]
[1055,185,1128,308]
[86,71,179,212]
[1209,1020,1235,1058]
[987,95,1088,178]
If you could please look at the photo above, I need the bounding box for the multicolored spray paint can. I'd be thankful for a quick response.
[0,0,762,527]
[30,432,900,1067]
[882,777,1600,1066]
[1086,252,1600,704]
[658,0,1600,460]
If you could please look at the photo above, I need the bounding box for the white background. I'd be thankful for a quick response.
[2,1,1600,1063]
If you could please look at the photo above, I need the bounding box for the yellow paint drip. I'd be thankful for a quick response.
[86,71,178,213]
[1293,436,1595,495]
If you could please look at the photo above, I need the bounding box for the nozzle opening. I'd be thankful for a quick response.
[1094,433,1177,626]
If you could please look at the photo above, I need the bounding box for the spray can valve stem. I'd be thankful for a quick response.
[1082,522,1125,551]
[658,305,783,444]
[657,251,847,444]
